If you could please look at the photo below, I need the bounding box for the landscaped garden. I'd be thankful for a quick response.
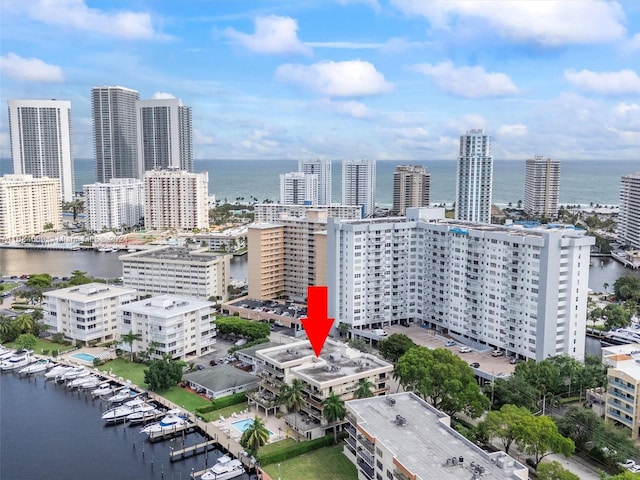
[261,444,357,480]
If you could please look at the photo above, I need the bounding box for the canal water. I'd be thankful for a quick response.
[0,373,252,480]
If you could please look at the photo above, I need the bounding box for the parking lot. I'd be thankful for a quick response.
[222,297,307,328]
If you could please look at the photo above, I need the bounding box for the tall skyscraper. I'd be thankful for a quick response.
[391,165,431,216]
[279,171,318,205]
[619,172,640,249]
[137,98,193,174]
[455,129,493,224]
[524,156,560,218]
[342,159,376,218]
[298,158,331,205]
[92,86,140,183]
[8,99,75,202]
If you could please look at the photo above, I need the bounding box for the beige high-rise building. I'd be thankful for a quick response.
[524,156,560,218]
[391,165,431,215]
[619,172,640,249]
[248,210,329,301]
[144,169,209,230]
[0,174,61,242]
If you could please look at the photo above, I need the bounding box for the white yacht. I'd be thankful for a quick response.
[1,350,35,371]
[102,398,155,424]
[140,409,187,436]
[45,364,73,379]
[57,366,89,382]
[19,358,52,375]
[78,376,103,390]
[91,382,116,397]
[106,385,137,404]
[0,347,16,360]
[126,407,164,425]
[200,455,245,480]
[67,374,100,389]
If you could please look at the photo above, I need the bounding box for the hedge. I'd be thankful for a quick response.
[227,337,269,354]
[196,392,247,414]
[258,435,336,465]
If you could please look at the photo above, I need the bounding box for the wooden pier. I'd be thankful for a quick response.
[170,439,218,462]
[147,421,197,442]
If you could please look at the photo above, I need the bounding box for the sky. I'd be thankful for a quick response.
[1,0,639,162]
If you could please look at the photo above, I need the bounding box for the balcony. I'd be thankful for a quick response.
[357,458,374,479]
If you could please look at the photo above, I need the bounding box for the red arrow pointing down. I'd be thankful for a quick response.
[301,286,334,357]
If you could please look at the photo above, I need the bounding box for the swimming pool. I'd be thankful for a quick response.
[230,418,274,436]
[71,352,96,362]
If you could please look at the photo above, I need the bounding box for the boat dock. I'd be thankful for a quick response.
[170,439,218,462]
[147,420,197,442]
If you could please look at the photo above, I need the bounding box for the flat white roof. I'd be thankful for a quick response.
[122,294,214,317]
[46,282,136,302]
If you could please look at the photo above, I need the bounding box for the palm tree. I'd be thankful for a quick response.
[120,331,142,362]
[278,378,305,440]
[0,315,16,342]
[354,379,375,399]
[14,314,34,334]
[62,199,85,221]
[322,393,346,444]
[240,416,270,456]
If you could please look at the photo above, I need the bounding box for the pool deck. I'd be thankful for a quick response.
[214,407,288,444]
[60,346,117,366]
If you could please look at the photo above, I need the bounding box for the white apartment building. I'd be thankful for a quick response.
[8,99,75,202]
[342,159,376,218]
[326,208,594,362]
[455,129,493,224]
[188,226,248,253]
[119,294,216,360]
[120,246,231,301]
[252,339,393,440]
[0,174,61,242]
[253,203,362,223]
[344,393,527,480]
[44,283,137,345]
[524,156,560,218]
[92,86,140,183]
[391,165,431,216]
[619,172,640,249]
[84,178,144,232]
[279,171,319,205]
[137,98,193,174]
[144,169,209,230]
[299,158,331,205]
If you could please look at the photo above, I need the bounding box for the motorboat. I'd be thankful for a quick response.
[140,409,187,436]
[102,398,155,424]
[200,455,245,480]
[78,376,103,390]
[91,382,116,397]
[45,364,72,379]
[19,358,52,375]
[57,366,89,382]
[0,347,16,360]
[126,408,164,425]
[1,350,35,371]
[106,385,137,404]
[604,328,640,346]
[67,374,100,389]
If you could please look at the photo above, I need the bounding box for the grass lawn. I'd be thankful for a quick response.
[199,402,247,421]
[262,445,357,480]
[0,282,18,292]
[156,386,211,412]
[5,338,70,355]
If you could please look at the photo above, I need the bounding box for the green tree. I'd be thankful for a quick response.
[353,379,375,399]
[120,331,143,362]
[480,404,530,454]
[143,357,184,390]
[395,347,489,418]
[14,314,34,334]
[602,303,632,331]
[488,376,540,411]
[516,415,575,467]
[337,322,350,338]
[62,199,84,221]
[536,461,580,480]
[68,270,93,286]
[278,378,306,439]
[240,416,270,456]
[614,276,640,302]
[0,315,18,342]
[377,333,417,363]
[15,333,38,350]
[348,338,369,352]
[26,273,52,290]
[555,406,603,449]
[322,392,346,444]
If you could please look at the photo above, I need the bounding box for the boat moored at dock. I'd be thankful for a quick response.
[200,455,245,480]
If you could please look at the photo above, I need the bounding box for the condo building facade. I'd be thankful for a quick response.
[120,246,231,301]
[44,283,137,345]
[342,159,376,218]
[524,156,560,218]
[455,129,493,224]
[92,86,140,183]
[391,165,431,216]
[144,169,209,230]
[279,171,319,205]
[326,208,594,362]
[299,158,332,205]
[253,203,362,223]
[0,174,61,242]
[8,99,75,202]
[619,172,640,249]
[119,294,216,360]
[83,178,144,232]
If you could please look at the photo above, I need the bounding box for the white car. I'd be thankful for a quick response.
[629,465,640,473]
[458,346,472,353]
[621,459,635,469]
[444,340,456,347]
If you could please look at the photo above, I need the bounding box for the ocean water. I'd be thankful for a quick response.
[1,159,636,208]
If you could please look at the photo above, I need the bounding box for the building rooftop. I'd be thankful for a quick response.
[348,393,528,480]
[119,246,224,263]
[122,294,214,316]
[183,364,257,394]
[45,282,136,301]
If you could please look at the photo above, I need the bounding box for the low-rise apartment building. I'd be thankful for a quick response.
[119,294,216,359]
[44,283,137,345]
[602,343,640,439]
[345,392,528,480]
[120,246,231,301]
[253,203,362,223]
[251,339,393,440]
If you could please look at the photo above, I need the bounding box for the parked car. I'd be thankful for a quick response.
[620,459,635,469]
[469,362,480,368]
[458,346,472,353]
[629,465,640,474]
[491,349,505,357]
[444,340,456,347]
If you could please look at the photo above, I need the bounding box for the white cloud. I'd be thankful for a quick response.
[411,61,519,98]
[391,0,626,46]
[16,0,162,40]
[316,98,371,118]
[275,60,393,97]
[194,128,215,145]
[152,92,176,99]
[497,124,527,137]
[223,15,311,55]
[564,69,640,95]
[623,33,640,52]
[336,0,382,13]
[0,52,64,82]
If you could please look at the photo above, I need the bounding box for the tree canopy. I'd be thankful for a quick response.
[614,276,640,302]
[395,346,489,418]
[240,416,270,456]
[322,392,346,444]
[602,303,632,331]
[536,461,580,480]
[216,316,270,341]
[516,414,575,466]
[377,333,417,363]
[480,404,530,454]
[143,357,184,390]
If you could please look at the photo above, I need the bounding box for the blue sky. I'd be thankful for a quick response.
[1,0,639,161]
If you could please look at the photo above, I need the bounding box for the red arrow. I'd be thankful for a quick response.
[301,286,334,357]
